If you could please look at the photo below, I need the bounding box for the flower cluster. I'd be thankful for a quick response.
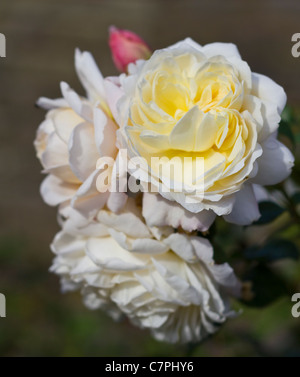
[34,27,294,343]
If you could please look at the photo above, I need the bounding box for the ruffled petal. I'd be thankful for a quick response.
[143,193,215,232]
[75,49,106,102]
[68,122,99,182]
[252,134,294,186]
[224,183,260,225]
[40,175,77,206]
[252,72,287,114]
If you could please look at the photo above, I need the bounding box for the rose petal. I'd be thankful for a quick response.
[94,107,118,158]
[86,237,146,271]
[107,192,128,213]
[201,42,241,59]
[36,97,68,110]
[72,170,109,218]
[252,72,287,114]
[52,108,83,144]
[251,134,294,186]
[104,78,124,124]
[143,193,215,232]
[68,122,99,182]
[41,175,77,206]
[163,233,196,263]
[97,209,151,239]
[224,183,260,225]
[60,81,93,121]
[75,49,106,102]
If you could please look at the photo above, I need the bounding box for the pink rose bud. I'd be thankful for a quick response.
[109,26,152,73]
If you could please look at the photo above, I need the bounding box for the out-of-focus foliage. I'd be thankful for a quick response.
[254,202,285,225]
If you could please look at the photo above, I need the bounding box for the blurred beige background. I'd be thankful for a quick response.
[0,0,299,356]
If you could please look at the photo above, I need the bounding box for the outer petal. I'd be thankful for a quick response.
[168,37,203,53]
[143,193,216,232]
[164,233,213,264]
[208,263,242,298]
[68,122,100,182]
[36,97,68,110]
[41,132,69,169]
[201,42,241,59]
[41,132,80,184]
[261,102,281,141]
[252,72,287,114]
[163,233,197,263]
[40,175,77,206]
[94,108,118,158]
[34,118,54,159]
[251,134,294,186]
[51,108,83,144]
[104,78,124,125]
[224,183,260,225]
[75,49,106,102]
[60,82,93,122]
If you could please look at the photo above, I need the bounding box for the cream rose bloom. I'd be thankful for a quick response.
[114,38,294,225]
[51,197,241,344]
[34,49,126,217]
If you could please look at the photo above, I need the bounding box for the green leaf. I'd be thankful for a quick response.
[281,106,294,124]
[278,121,295,146]
[254,201,285,225]
[244,239,299,262]
[241,264,288,307]
[278,106,297,147]
[291,192,300,205]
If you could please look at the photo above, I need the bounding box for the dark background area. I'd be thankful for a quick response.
[0,0,300,356]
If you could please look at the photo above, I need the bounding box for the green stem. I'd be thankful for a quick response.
[277,184,300,224]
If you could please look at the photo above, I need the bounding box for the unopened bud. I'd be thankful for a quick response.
[109,26,152,73]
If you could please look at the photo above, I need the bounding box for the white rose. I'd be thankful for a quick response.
[114,38,294,225]
[34,49,126,217]
[51,197,241,344]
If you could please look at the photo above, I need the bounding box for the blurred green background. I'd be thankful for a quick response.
[0,0,300,357]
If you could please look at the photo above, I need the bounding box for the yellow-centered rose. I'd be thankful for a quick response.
[115,39,294,224]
